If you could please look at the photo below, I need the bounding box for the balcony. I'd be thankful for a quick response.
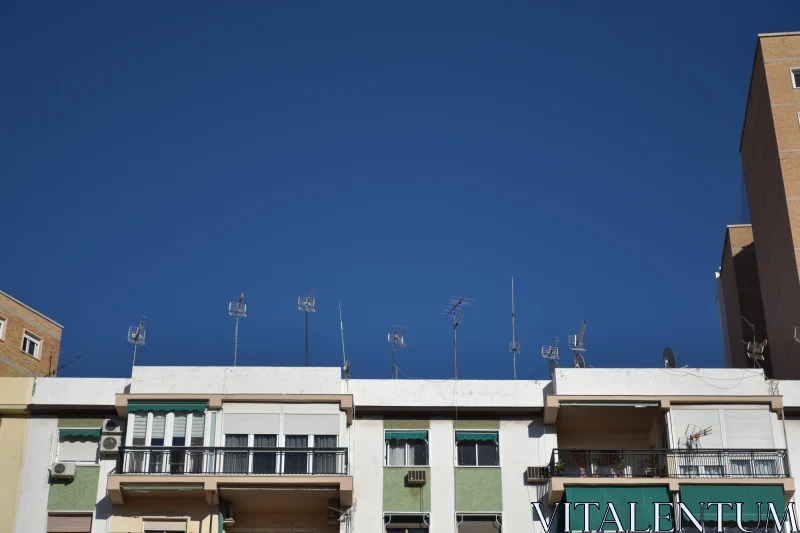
[117,445,348,475]
[550,448,789,479]
[108,446,352,507]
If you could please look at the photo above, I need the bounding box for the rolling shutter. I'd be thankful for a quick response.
[173,414,187,440]
[152,414,166,440]
[142,519,188,532]
[132,414,147,444]
[222,413,279,435]
[283,414,339,435]
[47,514,92,532]
[722,409,774,448]
[670,409,723,448]
[191,413,205,445]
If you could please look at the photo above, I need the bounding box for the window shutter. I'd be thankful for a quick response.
[173,414,187,439]
[132,414,147,444]
[152,414,166,440]
[47,514,92,532]
[191,413,205,444]
[722,409,774,448]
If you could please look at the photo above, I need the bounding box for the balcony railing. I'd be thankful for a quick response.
[117,446,349,476]
[550,449,789,479]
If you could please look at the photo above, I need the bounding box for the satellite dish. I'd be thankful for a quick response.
[664,347,676,369]
[549,358,559,378]
[574,353,585,368]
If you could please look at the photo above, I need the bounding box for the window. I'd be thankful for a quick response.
[457,514,502,532]
[21,330,42,359]
[385,431,429,466]
[314,434,338,474]
[0,315,6,341]
[224,434,248,473]
[253,434,278,474]
[730,459,752,476]
[792,67,800,89]
[57,432,99,463]
[285,435,309,474]
[384,513,430,532]
[456,432,499,466]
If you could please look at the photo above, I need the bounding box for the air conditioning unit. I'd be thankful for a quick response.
[408,469,426,486]
[101,435,121,454]
[102,417,122,435]
[51,461,76,480]
[526,466,550,484]
[222,503,235,527]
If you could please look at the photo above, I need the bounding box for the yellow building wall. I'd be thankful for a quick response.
[110,499,216,533]
[0,377,34,531]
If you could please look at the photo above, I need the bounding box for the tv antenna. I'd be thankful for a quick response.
[127,316,147,371]
[541,337,560,360]
[339,302,351,380]
[678,424,712,452]
[509,277,528,380]
[388,326,407,379]
[228,293,247,366]
[741,314,767,368]
[298,288,316,367]
[664,347,677,369]
[441,296,474,380]
[568,320,587,368]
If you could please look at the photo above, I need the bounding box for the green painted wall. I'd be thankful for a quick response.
[57,418,104,428]
[455,468,502,512]
[48,466,100,511]
[453,420,500,429]
[384,420,430,429]
[383,467,431,512]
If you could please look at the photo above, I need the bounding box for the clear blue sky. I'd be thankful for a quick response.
[2,2,796,380]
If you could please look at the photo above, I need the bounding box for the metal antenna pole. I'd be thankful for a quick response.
[388,326,407,380]
[442,297,473,381]
[392,336,397,378]
[511,277,516,380]
[298,289,316,367]
[229,294,246,366]
[127,316,146,376]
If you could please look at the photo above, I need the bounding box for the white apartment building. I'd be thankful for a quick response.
[2,365,797,533]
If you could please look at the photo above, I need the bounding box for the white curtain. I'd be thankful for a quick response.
[388,440,405,466]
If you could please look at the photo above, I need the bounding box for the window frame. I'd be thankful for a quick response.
[56,430,100,464]
[384,430,430,467]
[792,67,800,89]
[455,430,500,467]
[21,329,42,359]
[456,513,503,532]
[0,315,6,341]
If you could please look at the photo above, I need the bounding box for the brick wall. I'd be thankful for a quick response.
[0,292,62,377]
[740,35,800,379]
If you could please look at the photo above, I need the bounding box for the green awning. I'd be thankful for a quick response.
[455,432,498,442]
[59,428,101,438]
[680,485,784,522]
[565,486,671,532]
[385,431,428,440]
[128,401,207,413]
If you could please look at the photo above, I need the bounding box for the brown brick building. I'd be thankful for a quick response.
[0,290,62,377]
[717,32,800,379]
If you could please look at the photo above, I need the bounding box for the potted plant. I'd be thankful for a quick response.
[554,460,566,476]
[589,453,601,477]
[611,455,626,477]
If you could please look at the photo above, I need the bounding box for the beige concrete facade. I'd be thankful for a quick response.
[734,33,800,379]
[0,291,62,377]
[0,378,32,532]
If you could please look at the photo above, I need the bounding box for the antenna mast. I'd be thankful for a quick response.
[228,293,247,366]
[742,315,767,368]
[568,319,587,368]
[298,289,316,367]
[442,296,474,380]
[388,326,408,379]
[127,316,147,374]
[509,277,528,379]
[339,302,350,379]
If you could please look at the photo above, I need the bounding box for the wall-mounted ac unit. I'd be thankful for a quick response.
[51,461,76,480]
[408,469,426,486]
[101,435,121,454]
[526,466,550,484]
[102,417,122,435]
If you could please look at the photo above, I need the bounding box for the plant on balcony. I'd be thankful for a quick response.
[610,455,626,477]
[554,460,566,476]
[589,453,601,477]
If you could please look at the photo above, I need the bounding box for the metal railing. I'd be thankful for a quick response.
[550,448,789,479]
[118,446,348,476]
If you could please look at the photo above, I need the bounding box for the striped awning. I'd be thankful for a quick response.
[128,401,207,413]
[385,431,428,440]
[565,486,671,532]
[455,431,498,442]
[59,428,101,438]
[680,485,784,522]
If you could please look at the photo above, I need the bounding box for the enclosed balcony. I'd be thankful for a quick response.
[550,448,789,479]
[117,445,349,476]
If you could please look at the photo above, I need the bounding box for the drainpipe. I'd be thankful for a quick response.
[781,407,792,477]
